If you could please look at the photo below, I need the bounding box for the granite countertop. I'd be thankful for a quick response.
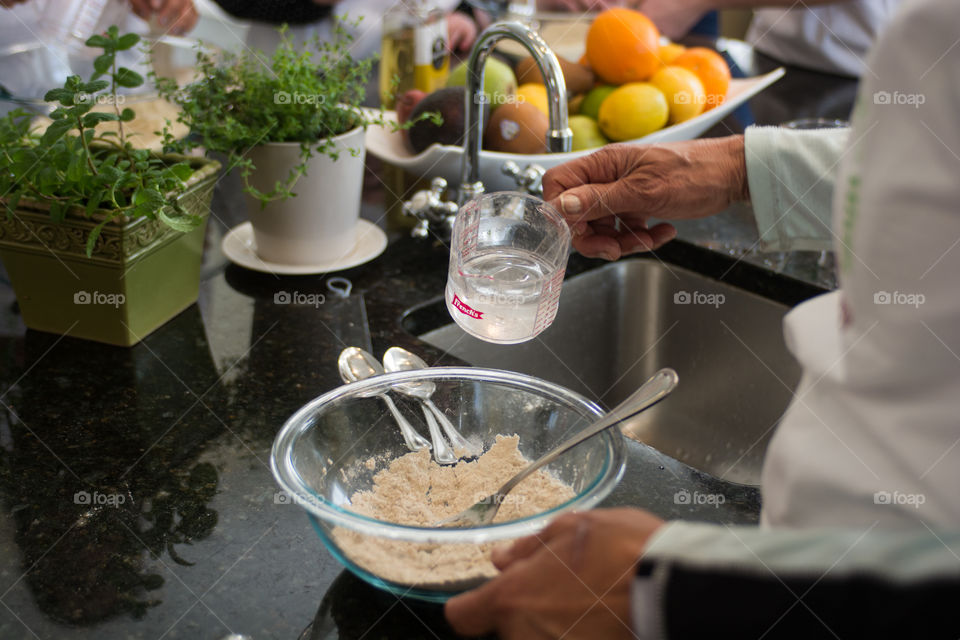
[0,51,856,640]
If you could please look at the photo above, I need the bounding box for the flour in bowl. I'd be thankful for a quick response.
[332,434,575,588]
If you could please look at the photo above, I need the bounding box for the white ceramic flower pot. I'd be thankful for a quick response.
[244,125,365,265]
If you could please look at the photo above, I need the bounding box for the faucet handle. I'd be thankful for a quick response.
[401,177,460,239]
[501,161,546,198]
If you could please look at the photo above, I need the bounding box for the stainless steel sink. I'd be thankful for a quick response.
[414,258,801,486]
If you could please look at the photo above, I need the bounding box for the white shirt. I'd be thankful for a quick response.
[756,0,960,529]
[747,0,902,77]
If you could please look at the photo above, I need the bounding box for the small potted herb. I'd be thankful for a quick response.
[0,27,220,346]
[157,26,425,266]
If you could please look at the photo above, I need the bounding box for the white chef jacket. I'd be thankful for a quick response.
[747,0,902,77]
[745,0,960,529]
[629,4,960,632]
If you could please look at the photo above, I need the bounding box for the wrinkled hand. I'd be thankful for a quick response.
[634,0,711,40]
[447,12,477,54]
[542,136,747,260]
[129,0,198,35]
[445,508,665,639]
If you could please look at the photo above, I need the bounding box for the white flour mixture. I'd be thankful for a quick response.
[333,435,575,588]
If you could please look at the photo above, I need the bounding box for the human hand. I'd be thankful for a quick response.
[542,136,747,260]
[129,0,198,35]
[446,508,665,638]
[447,12,477,54]
[634,0,711,40]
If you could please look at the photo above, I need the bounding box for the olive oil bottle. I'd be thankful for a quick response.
[379,0,450,108]
[380,0,451,230]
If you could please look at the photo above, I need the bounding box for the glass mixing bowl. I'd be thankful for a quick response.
[271,367,626,602]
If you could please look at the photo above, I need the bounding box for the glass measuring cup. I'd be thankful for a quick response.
[445,192,571,344]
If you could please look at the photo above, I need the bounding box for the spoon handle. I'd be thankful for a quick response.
[380,394,431,451]
[425,399,474,452]
[421,403,457,465]
[499,368,678,498]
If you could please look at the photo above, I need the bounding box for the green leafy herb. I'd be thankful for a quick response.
[155,23,436,207]
[0,26,202,256]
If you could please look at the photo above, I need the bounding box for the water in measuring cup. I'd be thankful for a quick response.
[445,248,555,343]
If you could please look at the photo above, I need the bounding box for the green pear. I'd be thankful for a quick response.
[446,57,517,110]
[569,115,610,151]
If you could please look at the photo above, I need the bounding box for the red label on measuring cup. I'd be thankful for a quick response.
[451,294,484,319]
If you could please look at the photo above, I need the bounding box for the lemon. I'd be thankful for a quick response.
[516,83,549,115]
[597,83,669,141]
[579,84,616,121]
[650,66,706,124]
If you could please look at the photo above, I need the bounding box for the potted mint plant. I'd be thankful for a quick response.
[0,27,220,347]
[157,26,430,266]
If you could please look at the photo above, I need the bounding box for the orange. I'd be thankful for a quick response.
[658,42,686,66]
[672,47,731,110]
[586,8,661,85]
[650,66,706,124]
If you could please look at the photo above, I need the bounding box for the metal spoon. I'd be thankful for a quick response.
[337,347,431,452]
[440,368,679,527]
[382,347,479,456]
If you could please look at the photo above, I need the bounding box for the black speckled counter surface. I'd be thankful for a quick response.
[0,51,853,640]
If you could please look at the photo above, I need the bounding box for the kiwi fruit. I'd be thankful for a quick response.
[515,55,595,95]
[484,102,548,154]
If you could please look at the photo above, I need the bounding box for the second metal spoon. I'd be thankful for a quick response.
[337,347,431,452]
[382,347,479,459]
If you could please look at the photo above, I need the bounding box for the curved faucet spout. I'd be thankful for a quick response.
[459,21,572,204]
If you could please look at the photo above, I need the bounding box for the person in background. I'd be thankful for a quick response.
[128,0,198,34]
[636,0,901,76]
[0,0,198,36]
[445,0,960,636]
[212,0,476,60]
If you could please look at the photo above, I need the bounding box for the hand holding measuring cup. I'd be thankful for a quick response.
[445,192,571,344]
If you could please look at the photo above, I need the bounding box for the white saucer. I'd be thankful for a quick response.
[221,219,388,275]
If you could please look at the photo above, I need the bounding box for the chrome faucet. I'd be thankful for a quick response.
[459,21,572,204]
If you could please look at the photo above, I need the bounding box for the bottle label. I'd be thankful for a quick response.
[414,19,447,70]
[451,294,484,319]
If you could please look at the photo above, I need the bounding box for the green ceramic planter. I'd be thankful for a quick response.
[0,155,221,346]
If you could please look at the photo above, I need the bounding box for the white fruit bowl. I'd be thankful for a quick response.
[365,67,784,192]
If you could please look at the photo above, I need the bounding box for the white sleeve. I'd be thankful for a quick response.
[744,126,849,252]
